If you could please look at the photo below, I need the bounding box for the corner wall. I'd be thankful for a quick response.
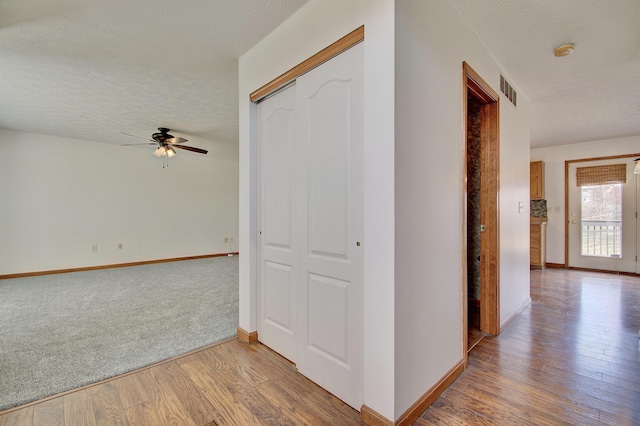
[530,135,640,265]
[394,0,531,416]
[0,129,239,275]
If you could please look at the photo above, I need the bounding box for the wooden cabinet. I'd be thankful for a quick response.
[530,222,546,269]
[530,161,545,199]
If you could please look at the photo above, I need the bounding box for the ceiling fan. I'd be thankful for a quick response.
[122,127,208,158]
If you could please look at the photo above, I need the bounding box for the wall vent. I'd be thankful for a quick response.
[500,75,517,107]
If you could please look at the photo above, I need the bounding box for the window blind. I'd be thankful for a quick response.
[576,163,627,187]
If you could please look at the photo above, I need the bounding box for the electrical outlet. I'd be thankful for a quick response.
[224,237,229,243]
[230,237,234,242]
[118,243,123,250]
[92,244,98,252]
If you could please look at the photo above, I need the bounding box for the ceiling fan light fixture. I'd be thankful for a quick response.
[554,43,575,57]
[166,147,177,158]
[154,146,167,157]
[634,158,640,175]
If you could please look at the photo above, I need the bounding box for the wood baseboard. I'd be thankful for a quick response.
[237,327,258,344]
[395,360,465,426]
[360,405,393,426]
[544,262,565,269]
[567,266,639,276]
[0,252,239,280]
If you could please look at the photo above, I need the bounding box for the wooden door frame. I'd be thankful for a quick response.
[462,62,501,355]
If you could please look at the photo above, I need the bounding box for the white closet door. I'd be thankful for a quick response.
[295,42,364,409]
[257,43,364,409]
[257,85,298,362]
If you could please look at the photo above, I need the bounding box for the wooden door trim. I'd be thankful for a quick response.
[250,26,364,102]
[563,152,640,268]
[462,62,500,349]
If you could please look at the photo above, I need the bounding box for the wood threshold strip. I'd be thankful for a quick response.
[395,360,466,426]
[249,25,364,102]
[0,252,239,280]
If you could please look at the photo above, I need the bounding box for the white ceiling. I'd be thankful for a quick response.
[1,0,638,157]
[451,0,640,148]
[0,0,308,160]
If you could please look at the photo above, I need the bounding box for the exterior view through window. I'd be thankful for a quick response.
[581,184,622,257]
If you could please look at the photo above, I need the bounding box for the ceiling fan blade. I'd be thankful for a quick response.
[173,145,208,154]
[121,142,156,146]
[165,136,188,144]
[120,132,153,142]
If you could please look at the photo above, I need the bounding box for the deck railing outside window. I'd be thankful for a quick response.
[581,220,622,257]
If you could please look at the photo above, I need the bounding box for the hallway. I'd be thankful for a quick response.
[418,269,640,425]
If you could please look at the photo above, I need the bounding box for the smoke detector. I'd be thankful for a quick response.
[554,44,575,57]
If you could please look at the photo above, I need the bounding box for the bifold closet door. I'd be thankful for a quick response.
[257,42,364,409]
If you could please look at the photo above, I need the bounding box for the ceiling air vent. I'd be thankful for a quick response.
[500,75,517,107]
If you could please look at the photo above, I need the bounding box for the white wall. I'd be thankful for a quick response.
[239,0,396,419]
[0,129,239,275]
[240,0,531,420]
[394,0,531,416]
[530,135,640,264]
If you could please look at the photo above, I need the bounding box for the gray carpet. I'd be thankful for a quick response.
[0,256,239,411]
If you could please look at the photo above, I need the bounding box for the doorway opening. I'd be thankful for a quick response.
[463,62,500,355]
[565,155,640,274]
[466,93,484,350]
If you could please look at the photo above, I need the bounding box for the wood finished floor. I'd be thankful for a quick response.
[419,268,640,425]
[0,268,638,425]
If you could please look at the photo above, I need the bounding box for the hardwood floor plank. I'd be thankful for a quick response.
[90,382,130,426]
[151,361,215,424]
[135,367,196,426]
[214,375,299,426]
[252,379,335,425]
[180,358,263,425]
[0,407,33,426]
[62,392,97,426]
[124,401,165,426]
[462,364,601,424]
[300,389,361,425]
[426,393,496,425]
[111,373,150,410]
[419,404,469,426]
[32,398,63,426]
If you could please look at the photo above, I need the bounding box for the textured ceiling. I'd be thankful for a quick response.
[1,1,638,155]
[452,0,640,148]
[0,0,308,160]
